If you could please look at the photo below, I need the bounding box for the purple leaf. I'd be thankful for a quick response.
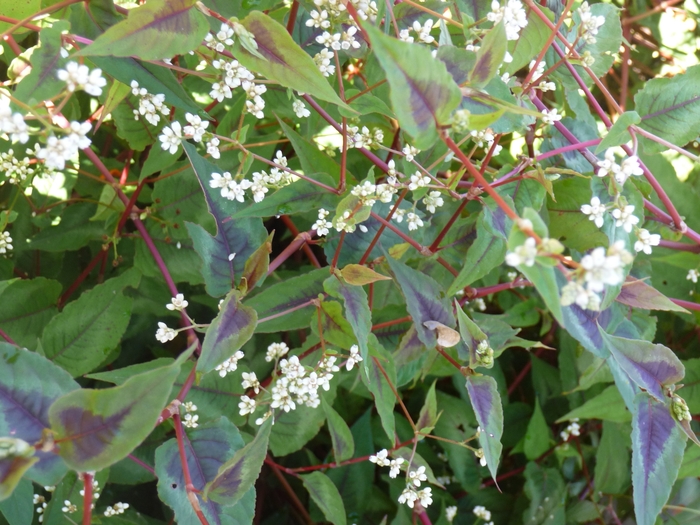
[465,374,503,482]
[0,344,78,486]
[384,253,455,349]
[632,394,686,525]
[155,417,254,524]
[360,337,397,442]
[469,22,507,88]
[436,45,476,85]
[324,275,372,367]
[183,142,267,298]
[197,290,257,375]
[601,329,684,401]
[616,279,690,313]
[204,418,271,505]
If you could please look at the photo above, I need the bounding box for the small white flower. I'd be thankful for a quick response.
[369,449,390,466]
[183,413,199,428]
[57,61,107,96]
[242,371,260,393]
[166,293,188,311]
[389,457,404,478]
[104,502,129,517]
[215,351,245,377]
[159,122,183,155]
[417,487,433,508]
[293,99,311,118]
[0,231,13,255]
[408,466,427,487]
[266,342,289,362]
[505,237,537,267]
[346,344,363,371]
[61,501,77,514]
[422,191,444,214]
[687,269,699,283]
[473,505,492,521]
[406,212,423,231]
[182,401,197,413]
[408,172,431,191]
[155,322,177,343]
[541,108,562,125]
[616,156,644,185]
[596,149,618,178]
[580,196,606,228]
[398,486,419,508]
[488,0,528,40]
[206,137,221,159]
[446,505,458,522]
[634,228,660,255]
[238,395,257,416]
[183,113,209,142]
[611,205,639,233]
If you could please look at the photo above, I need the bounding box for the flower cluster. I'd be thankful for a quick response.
[208,151,293,203]
[313,48,336,77]
[473,505,494,524]
[399,19,436,44]
[130,81,170,126]
[506,236,564,268]
[104,502,130,517]
[581,196,640,232]
[182,401,199,428]
[205,23,234,52]
[687,269,699,284]
[0,149,35,184]
[33,120,92,171]
[0,95,29,144]
[672,395,692,422]
[475,339,494,367]
[560,242,633,311]
[369,448,405,478]
[560,418,581,441]
[215,350,245,377]
[0,231,12,256]
[577,2,606,44]
[487,0,528,40]
[57,61,107,97]
[348,125,384,149]
[596,149,643,186]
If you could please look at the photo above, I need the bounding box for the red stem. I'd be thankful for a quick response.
[173,413,210,525]
[0,326,17,345]
[81,472,93,525]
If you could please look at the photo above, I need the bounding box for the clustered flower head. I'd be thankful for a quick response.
[215,350,245,377]
[487,0,528,40]
[182,401,199,428]
[672,395,692,422]
[473,505,494,524]
[130,81,170,126]
[560,241,633,311]
[560,418,581,441]
[57,61,107,97]
[596,149,643,186]
[475,339,494,367]
[345,344,363,370]
[369,448,405,477]
[104,502,130,517]
[155,322,177,343]
[0,231,12,256]
[166,293,188,311]
[581,197,640,233]
[577,2,606,44]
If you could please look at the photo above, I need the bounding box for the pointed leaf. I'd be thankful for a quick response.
[465,374,503,481]
[384,253,455,349]
[0,278,61,351]
[616,279,690,313]
[557,385,632,423]
[0,476,32,523]
[234,12,348,109]
[601,330,684,402]
[155,417,255,525]
[204,418,272,505]
[241,232,273,293]
[595,421,631,494]
[340,264,392,286]
[361,336,396,442]
[632,394,686,525]
[322,398,355,464]
[364,23,462,149]
[324,275,371,367]
[436,45,476,85]
[0,344,78,486]
[183,142,268,297]
[523,400,551,461]
[301,472,347,525]
[77,0,209,60]
[469,22,506,89]
[523,462,567,525]
[277,120,342,185]
[416,381,439,434]
[198,290,257,375]
[596,111,641,153]
[42,269,140,377]
[0,439,37,502]
[48,348,192,471]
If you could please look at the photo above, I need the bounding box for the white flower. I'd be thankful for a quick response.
[580,196,606,228]
[422,191,444,213]
[578,2,605,44]
[446,505,458,522]
[183,113,209,142]
[408,172,430,191]
[239,395,257,416]
[312,208,333,237]
[402,144,420,162]
[417,487,433,508]
[399,29,414,43]
[346,344,363,371]
[412,19,435,44]
[57,61,107,96]
[541,108,562,125]
[306,9,331,29]
[560,281,601,311]
[611,205,639,233]
[104,502,129,517]
[314,49,336,77]
[634,228,660,254]
[408,466,427,487]
[242,371,260,393]
[207,137,221,159]
[616,156,644,185]
[182,401,197,413]
[280,355,305,379]
[406,212,423,231]
[505,237,537,267]
[389,457,404,478]
[596,149,618,178]
[687,269,699,283]
[266,342,289,361]
[61,501,77,513]
[166,293,188,311]
[581,246,624,293]
[0,231,13,255]
[473,505,492,521]
[215,351,244,377]
[398,486,418,508]
[155,322,177,343]
[183,413,199,428]
[487,0,528,40]
[369,449,390,466]
[159,122,183,155]
[293,99,311,118]
[271,377,296,412]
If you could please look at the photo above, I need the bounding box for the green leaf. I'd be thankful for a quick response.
[416,380,439,434]
[557,385,632,423]
[523,462,566,525]
[301,472,347,525]
[340,264,391,286]
[360,336,397,442]
[681,358,700,414]
[241,232,272,293]
[277,120,342,185]
[197,289,257,375]
[523,400,551,461]
[14,21,69,104]
[77,0,209,60]
[631,393,686,525]
[616,279,690,313]
[48,348,192,471]
[635,64,700,153]
[0,278,61,350]
[595,111,641,153]
[448,213,507,294]
[42,269,141,377]
[324,275,371,367]
[595,421,631,494]
[601,329,684,402]
[364,23,462,149]
[385,252,455,350]
[322,398,355,464]
[436,45,476,85]
[0,477,32,523]
[465,374,503,482]
[245,268,328,333]
[183,142,268,297]
[234,11,348,109]
[204,418,272,505]
[0,0,40,35]
[155,417,255,525]
[469,22,506,89]
[505,7,551,75]
[0,344,78,486]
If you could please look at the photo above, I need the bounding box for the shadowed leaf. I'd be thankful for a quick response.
[77,0,209,60]
[241,232,273,294]
[361,336,396,442]
[324,275,371,366]
[469,22,506,89]
[0,439,38,502]
[301,472,346,525]
[465,374,503,482]
[322,398,355,464]
[616,279,690,313]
